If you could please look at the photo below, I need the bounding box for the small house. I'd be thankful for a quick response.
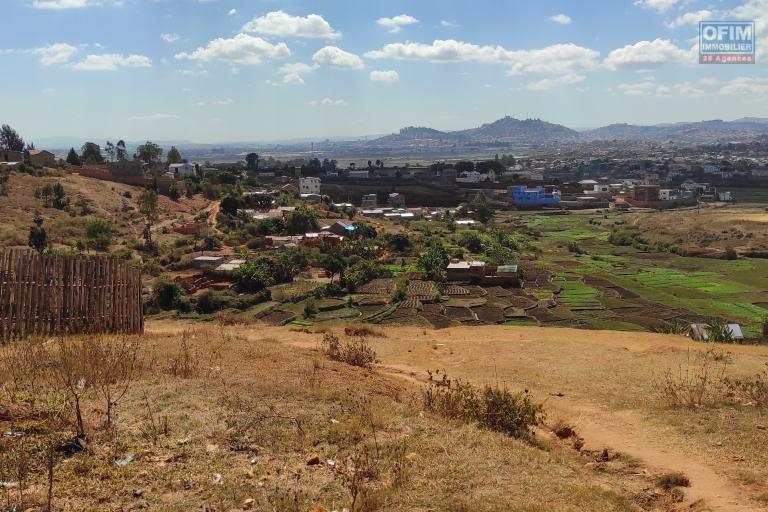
[388,192,405,208]
[193,255,224,268]
[446,261,486,282]
[324,220,356,237]
[28,149,55,167]
[361,194,378,208]
[168,162,196,176]
[1,150,23,164]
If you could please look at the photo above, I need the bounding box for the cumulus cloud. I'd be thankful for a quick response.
[175,34,290,65]
[227,8,237,16]
[526,73,584,90]
[31,0,121,9]
[604,38,690,70]
[376,14,418,34]
[161,33,180,43]
[308,98,348,107]
[440,20,459,28]
[33,42,78,65]
[717,76,768,96]
[549,14,572,25]
[274,62,318,85]
[215,97,234,105]
[634,0,680,12]
[71,53,151,70]
[369,70,399,82]
[616,82,657,96]
[365,39,599,76]
[665,10,714,29]
[241,11,340,39]
[312,46,364,69]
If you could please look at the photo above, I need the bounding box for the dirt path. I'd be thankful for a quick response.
[376,362,759,512]
[203,200,220,233]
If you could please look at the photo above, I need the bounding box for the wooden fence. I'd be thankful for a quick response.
[0,250,143,342]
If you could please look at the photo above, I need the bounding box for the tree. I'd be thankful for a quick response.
[384,233,410,253]
[81,142,103,164]
[168,184,180,201]
[469,194,494,224]
[354,223,377,239]
[284,206,319,235]
[320,252,346,284]
[455,160,475,174]
[28,215,47,253]
[138,189,159,247]
[220,194,244,216]
[116,140,127,161]
[50,182,67,209]
[104,141,115,162]
[166,146,182,165]
[235,258,275,292]
[0,124,24,152]
[66,148,81,166]
[343,259,383,291]
[135,141,163,166]
[83,218,115,251]
[417,241,449,281]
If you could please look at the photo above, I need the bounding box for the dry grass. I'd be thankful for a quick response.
[0,322,666,511]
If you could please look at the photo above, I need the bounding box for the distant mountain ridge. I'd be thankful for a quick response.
[371,116,768,146]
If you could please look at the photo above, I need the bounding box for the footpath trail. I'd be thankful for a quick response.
[377,362,757,512]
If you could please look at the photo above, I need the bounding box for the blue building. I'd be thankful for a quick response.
[508,186,560,208]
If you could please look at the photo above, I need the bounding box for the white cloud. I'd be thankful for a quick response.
[699,77,719,86]
[33,42,78,65]
[175,34,290,65]
[176,68,208,76]
[71,53,151,70]
[526,73,585,90]
[665,10,714,29]
[550,14,572,25]
[673,82,704,96]
[215,97,234,105]
[275,62,318,85]
[369,69,399,82]
[365,39,599,76]
[717,76,768,96]
[241,11,341,39]
[128,113,178,121]
[161,33,180,43]
[31,0,121,9]
[634,0,680,13]
[376,14,418,34]
[312,46,364,69]
[309,98,348,107]
[616,81,656,96]
[227,8,237,16]
[604,38,690,70]
[727,0,767,58]
[440,20,459,28]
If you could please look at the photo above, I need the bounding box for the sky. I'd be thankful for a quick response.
[1,0,767,143]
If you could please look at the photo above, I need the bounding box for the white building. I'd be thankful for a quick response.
[348,170,370,179]
[168,162,196,176]
[299,177,321,195]
[456,170,496,183]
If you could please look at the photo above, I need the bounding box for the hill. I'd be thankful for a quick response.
[456,116,579,142]
[582,119,768,142]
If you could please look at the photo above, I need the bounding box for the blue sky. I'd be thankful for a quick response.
[1,0,766,143]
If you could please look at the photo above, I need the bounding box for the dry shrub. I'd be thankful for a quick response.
[725,363,768,408]
[166,330,200,378]
[656,472,690,490]
[321,333,378,369]
[654,348,730,409]
[422,370,545,440]
[344,326,386,338]
[44,335,141,436]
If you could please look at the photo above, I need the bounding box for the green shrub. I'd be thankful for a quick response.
[151,278,191,312]
[422,370,545,440]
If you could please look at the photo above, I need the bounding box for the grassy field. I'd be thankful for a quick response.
[0,321,695,512]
